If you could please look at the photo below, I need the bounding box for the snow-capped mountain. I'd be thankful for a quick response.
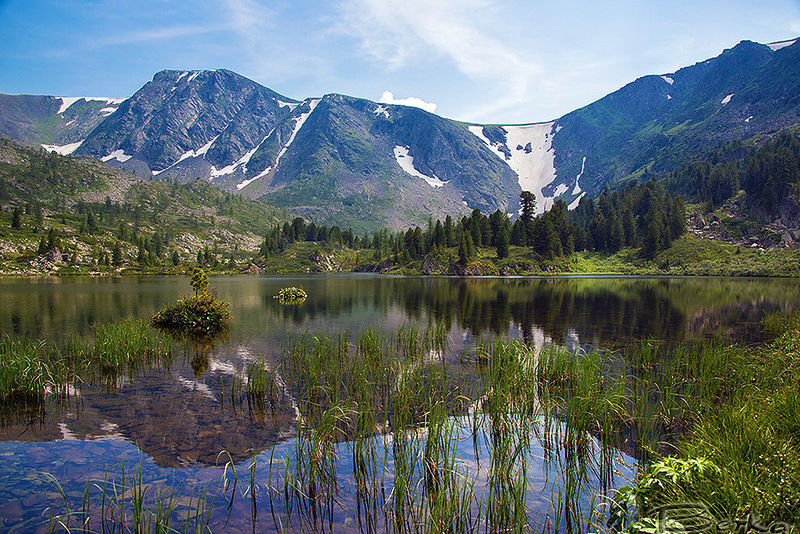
[1,37,798,231]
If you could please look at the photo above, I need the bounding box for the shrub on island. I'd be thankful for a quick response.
[275,287,307,302]
[151,268,231,338]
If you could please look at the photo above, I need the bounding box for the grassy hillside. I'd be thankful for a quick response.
[0,137,289,275]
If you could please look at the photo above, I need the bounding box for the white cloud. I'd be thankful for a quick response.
[96,25,223,46]
[337,0,542,120]
[379,91,437,113]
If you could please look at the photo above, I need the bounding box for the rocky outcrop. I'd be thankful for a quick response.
[687,195,800,250]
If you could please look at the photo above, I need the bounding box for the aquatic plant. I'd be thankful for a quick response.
[23,310,800,533]
[93,318,173,373]
[44,460,212,534]
[0,337,53,401]
[275,286,308,302]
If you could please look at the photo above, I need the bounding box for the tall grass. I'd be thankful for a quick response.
[44,459,212,534]
[28,312,800,532]
[0,318,173,403]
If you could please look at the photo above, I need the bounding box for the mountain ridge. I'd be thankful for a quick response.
[1,37,799,231]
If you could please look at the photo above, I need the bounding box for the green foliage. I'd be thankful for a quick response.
[0,319,172,400]
[151,291,231,338]
[276,287,308,302]
[0,338,52,400]
[457,229,475,264]
[152,269,230,337]
[0,138,289,274]
[190,268,209,296]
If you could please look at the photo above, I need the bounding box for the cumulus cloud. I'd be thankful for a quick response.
[379,91,437,113]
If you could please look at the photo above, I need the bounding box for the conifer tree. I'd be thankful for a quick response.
[496,222,510,259]
[458,229,475,264]
[11,207,21,229]
[112,244,123,266]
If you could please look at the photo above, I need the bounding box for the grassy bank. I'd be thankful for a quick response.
[371,235,800,277]
[619,312,800,529]
[2,231,798,277]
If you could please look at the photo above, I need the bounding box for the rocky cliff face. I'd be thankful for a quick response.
[74,69,297,179]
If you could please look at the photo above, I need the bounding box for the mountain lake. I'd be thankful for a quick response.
[0,274,797,533]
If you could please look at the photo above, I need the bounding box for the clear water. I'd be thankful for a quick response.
[0,274,796,532]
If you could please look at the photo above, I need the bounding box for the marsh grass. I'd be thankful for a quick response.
[0,319,173,404]
[44,459,212,534]
[258,324,639,533]
[30,312,800,533]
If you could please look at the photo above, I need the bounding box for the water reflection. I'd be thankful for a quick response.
[0,276,798,531]
[1,275,797,345]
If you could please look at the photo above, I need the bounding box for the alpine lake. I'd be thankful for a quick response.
[0,274,797,533]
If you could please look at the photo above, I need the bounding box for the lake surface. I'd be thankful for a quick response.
[0,274,797,532]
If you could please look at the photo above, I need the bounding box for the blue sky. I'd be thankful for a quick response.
[1,0,799,123]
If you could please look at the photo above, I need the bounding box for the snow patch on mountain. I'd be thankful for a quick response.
[745,115,754,123]
[568,193,585,210]
[237,166,272,190]
[554,183,568,197]
[277,100,298,110]
[57,97,84,114]
[468,123,556,213]
[721,94,734,105]
[767,39,797,51]
[174,136,218,166]
[393,146,448,188]
[151,136,220,174]
[214,128,277,180]
[273,98,321,169]
[41,141,83,155]
[186,71,201,84]
[237,172,266,190]
[373,105,390,118]
[573,156,586,195]
[57,97,126,115]
[101,149,133,163]
[661,76,674,85]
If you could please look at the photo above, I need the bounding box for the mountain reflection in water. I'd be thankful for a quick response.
[0,276,798,531]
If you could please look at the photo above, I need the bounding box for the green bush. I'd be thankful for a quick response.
[151,291,231,338]
[275,287,307,302]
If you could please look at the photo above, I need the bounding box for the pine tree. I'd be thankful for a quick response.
[496,222,510,259]
[87,210,97,233]
[458,229,475,264]
[11,207,21,229]
[444,215,456,247]
[520,191,536,245]
[46,228,58,251]
[112,244,123,266]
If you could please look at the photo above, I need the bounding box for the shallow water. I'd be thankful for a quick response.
[0,274,797,532]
